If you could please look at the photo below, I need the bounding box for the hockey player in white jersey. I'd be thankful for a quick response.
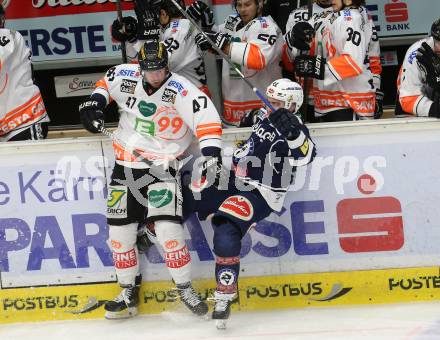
[292,0,376,121]
[397,18,440,117]
[284,0,381,121]
[79,40,222,319]
[0,4,49,141]
[195,0,283,126]
[111,0,211,94]
[283,0,333,122]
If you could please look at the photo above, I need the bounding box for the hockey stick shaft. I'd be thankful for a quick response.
[299,0,313,120]
[116,0,128,63]
[168,0,275,111]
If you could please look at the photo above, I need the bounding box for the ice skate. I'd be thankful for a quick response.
[104,277,141,320]
[210,291,236,330]
[175,282,208,316]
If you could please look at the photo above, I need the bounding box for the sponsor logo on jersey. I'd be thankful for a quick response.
[219,195,254,221]
[138,101,157,117]
[111,240,122,249]
[168,80,187,96]
[252,122,276,142]
[233,139,254,160]
[107,186,127,218]
[134,117,155,136]
[149,189,173,208]
[218,269,236,286]
[165,239,179,250]
[120,79,137,94]
[171,20,179,33]
[164,245,191,268]
[116,69,140,78]
[162,88,177,103]
[113,249,137,269]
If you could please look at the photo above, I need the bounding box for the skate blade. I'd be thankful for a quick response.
[105,307,138,320]
[215,319,227,330]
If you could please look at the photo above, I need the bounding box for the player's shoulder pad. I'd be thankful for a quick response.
[224,14,241,31]
[165,73,192,98]
[111,63,142,80]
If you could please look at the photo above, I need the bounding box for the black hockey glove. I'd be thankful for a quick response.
[294,54,326,80]
[190,147,225,192]
[134,0,161,41]
[269,108,302,140]
[416,42,440,93]
[374,89,384,119]
[111,16,138,43]
[285,21,314,51]
[186,1,214,30]
[239,108,261,127]
[429,98,440,118]
[79,99,105,134]
[195,31,230,52]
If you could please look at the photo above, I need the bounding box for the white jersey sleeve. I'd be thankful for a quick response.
[0,29,48,139]
[324,10,371,86]
[162,19,207,88]
[228,16,283,71]
[398,37,435,117]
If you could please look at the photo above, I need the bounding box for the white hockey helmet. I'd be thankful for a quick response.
[266,79,304,114]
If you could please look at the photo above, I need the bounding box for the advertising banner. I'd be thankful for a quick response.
[2,0,136,62]
[54,73,102,98]
[2,122,440,289]
[365,0,440,38]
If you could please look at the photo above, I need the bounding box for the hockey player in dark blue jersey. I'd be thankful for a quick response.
[183,78,316,329]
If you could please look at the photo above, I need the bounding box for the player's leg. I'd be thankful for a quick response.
[104,164,146,319]
[210,192,273,328]
[146,167,208,316]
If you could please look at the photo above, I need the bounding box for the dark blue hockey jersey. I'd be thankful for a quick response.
[232,111,316,211]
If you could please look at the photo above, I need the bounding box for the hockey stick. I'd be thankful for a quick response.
[299,0,313,121]
[116,0,128,63]
[168,0,275,112]
[65,296,108,314]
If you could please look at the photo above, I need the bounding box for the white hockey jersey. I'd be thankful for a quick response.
[284,3,334,105]
[314,8,375,117]
[220,14,283,127]
[93,63,222,168]
[0,28,49,140]
[397,37,437,117]
[126,18,208,93]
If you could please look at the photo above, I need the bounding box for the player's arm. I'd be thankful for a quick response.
[175,81,222,154]
[400,42,440,117]
[269,108,316,167]
[228,20,282,70]
[78,67,116,133]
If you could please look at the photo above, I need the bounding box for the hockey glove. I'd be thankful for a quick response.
[190,147,225,192]
[269,108,302,140]
[429,98,440,118]
[195,31,230,52]
[111,16,138,43]
[416,42,440,93]
[294,54,326,80]
[374,89,384,119]
[79,99,105,134]
[285,21,314,51]
[239,108,262,127]
[186,1,214,30]
[134,0,161,41]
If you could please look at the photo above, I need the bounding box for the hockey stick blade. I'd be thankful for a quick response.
[65,296,108,314]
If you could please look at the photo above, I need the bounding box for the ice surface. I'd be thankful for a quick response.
[1,302,440,340]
